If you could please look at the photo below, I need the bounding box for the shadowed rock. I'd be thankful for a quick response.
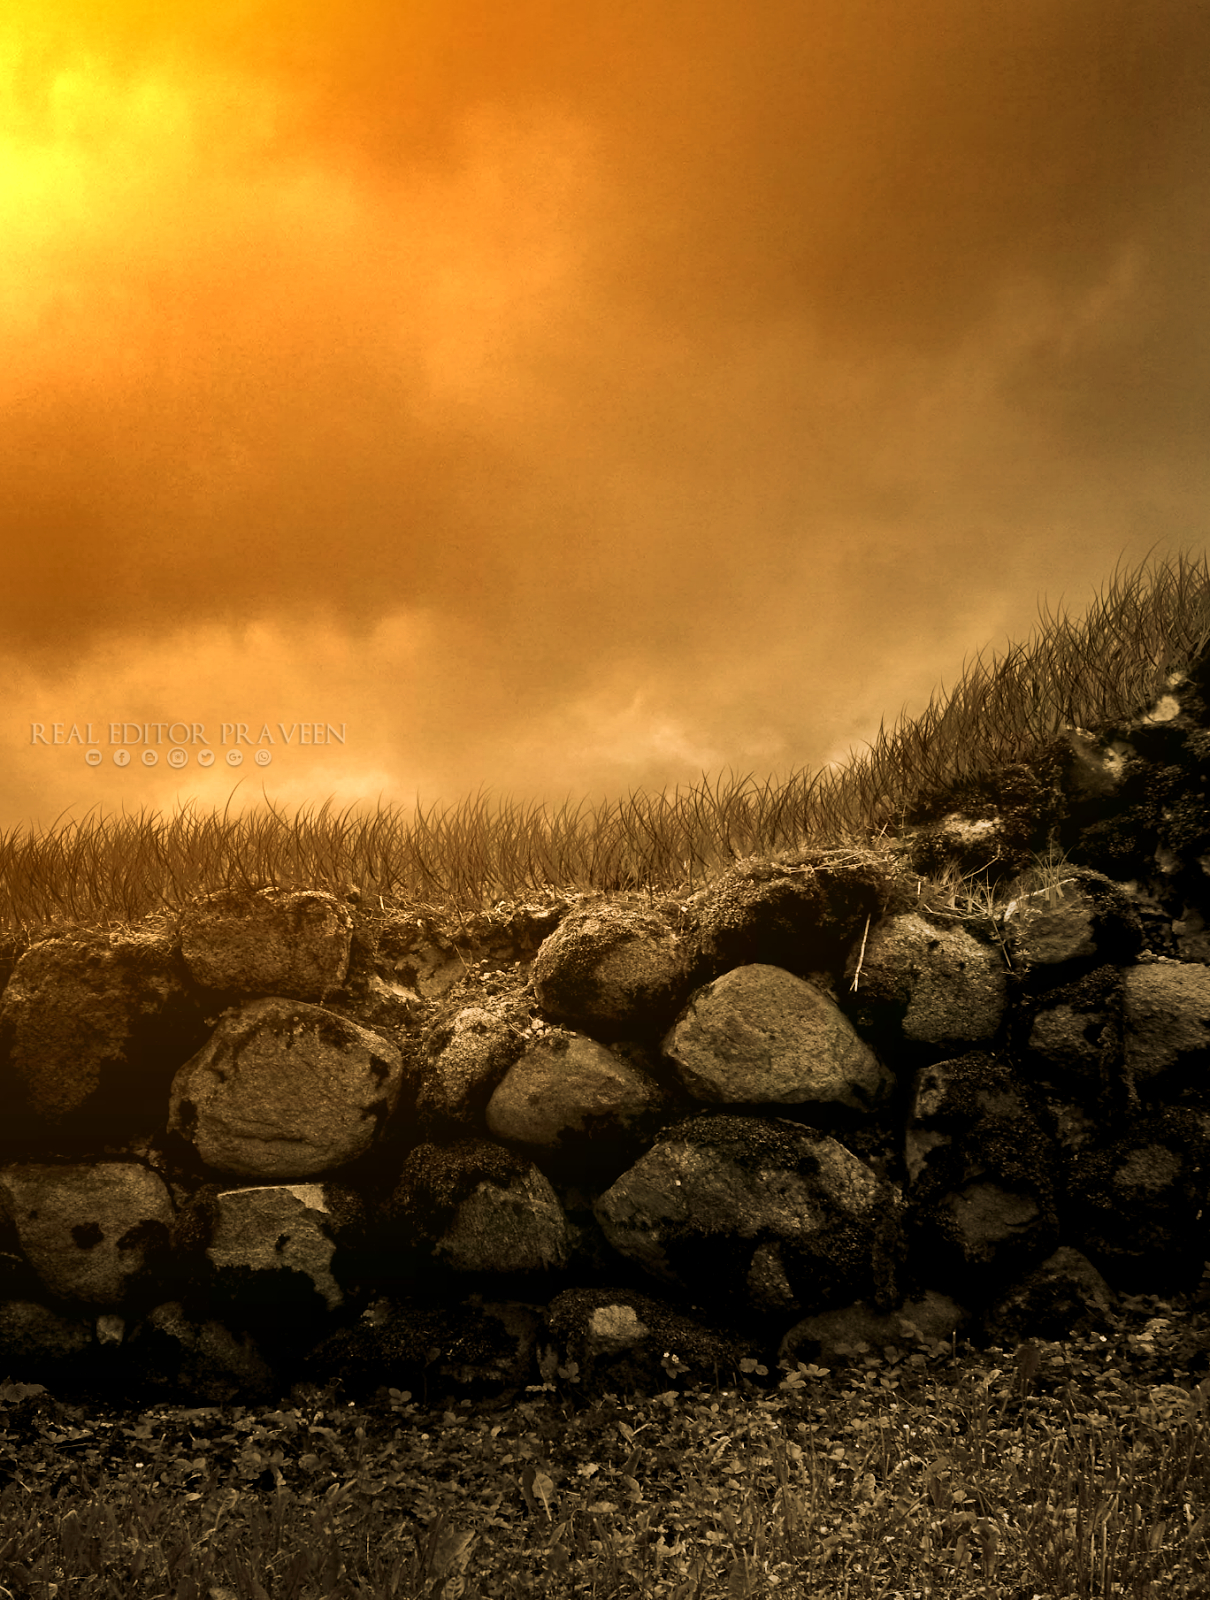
[594,1112,905,1320]
[0,1161,174,1305]
[844,913,1009,1048]
[0,929,204,1134]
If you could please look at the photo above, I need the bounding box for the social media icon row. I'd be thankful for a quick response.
[85,750,272,768]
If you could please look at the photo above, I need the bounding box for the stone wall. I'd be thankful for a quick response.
[4,666,1210,1407]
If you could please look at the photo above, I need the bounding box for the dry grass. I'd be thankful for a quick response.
[3,550,1209,932]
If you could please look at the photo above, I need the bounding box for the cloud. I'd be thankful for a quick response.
[3,1,1208,828]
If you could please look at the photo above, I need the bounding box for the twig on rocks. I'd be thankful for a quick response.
[849,914,871,992]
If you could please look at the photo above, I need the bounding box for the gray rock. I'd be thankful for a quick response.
[692,851,888,977]
[1002,871,1143,978]
[0,929,203,1130]
[1123,962,1210,1105]
[0,1162,174,1305]
[179,888,353,1000]
[485,1030,672,1170]
[205,1185,345,1311]
[593,1113,904,1318]
[532,902,696,1036]
[844,913,1008,1047]
[663,963,893,1112]
[168,997,403,1179]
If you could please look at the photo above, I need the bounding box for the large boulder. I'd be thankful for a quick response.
[593,1113,905,1321]
[179,888,353,1001]
[167,998,404,1179]
[485,1030,674,1176]
[1122,961,1210,1109]
[0,1162,174,1306]
[531,902,696,1037]
[0,929,205,1134]
[1001,871,1143,983]
[197,1184,349,1313]
[843,914,1008,1050]
[691,852,889,979]
[663,963,894,1113]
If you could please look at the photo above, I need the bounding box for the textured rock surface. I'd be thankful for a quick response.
[0,1162,174,1305]
[663,963,894,1111]
[167,997,404,1179]
[416,1006,527,1137]
[485,1030,672,1171]
[593,1113,904,1318]
[126,1300,277,1405]
[388,1140,570,1276]
[531,902,696,1036]
[0,930,203,1130]
[692,853,887,977]
[844,913,1009,1046]
[1122,961,1210,1102]
[204,1185,345,1311]
[179,888,353,1000]
[1002,871,1143,977]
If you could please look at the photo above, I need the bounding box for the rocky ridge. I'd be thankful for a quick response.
[4,666,1210,1406]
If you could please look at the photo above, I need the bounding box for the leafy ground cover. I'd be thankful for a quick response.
[2,1294,1209,1599]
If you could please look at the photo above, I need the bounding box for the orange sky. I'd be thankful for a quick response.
[5,0,1209,831]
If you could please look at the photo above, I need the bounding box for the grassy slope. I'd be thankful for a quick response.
[3,552,1210,931]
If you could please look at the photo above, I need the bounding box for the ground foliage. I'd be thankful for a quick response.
[2,1294,1209,1598]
